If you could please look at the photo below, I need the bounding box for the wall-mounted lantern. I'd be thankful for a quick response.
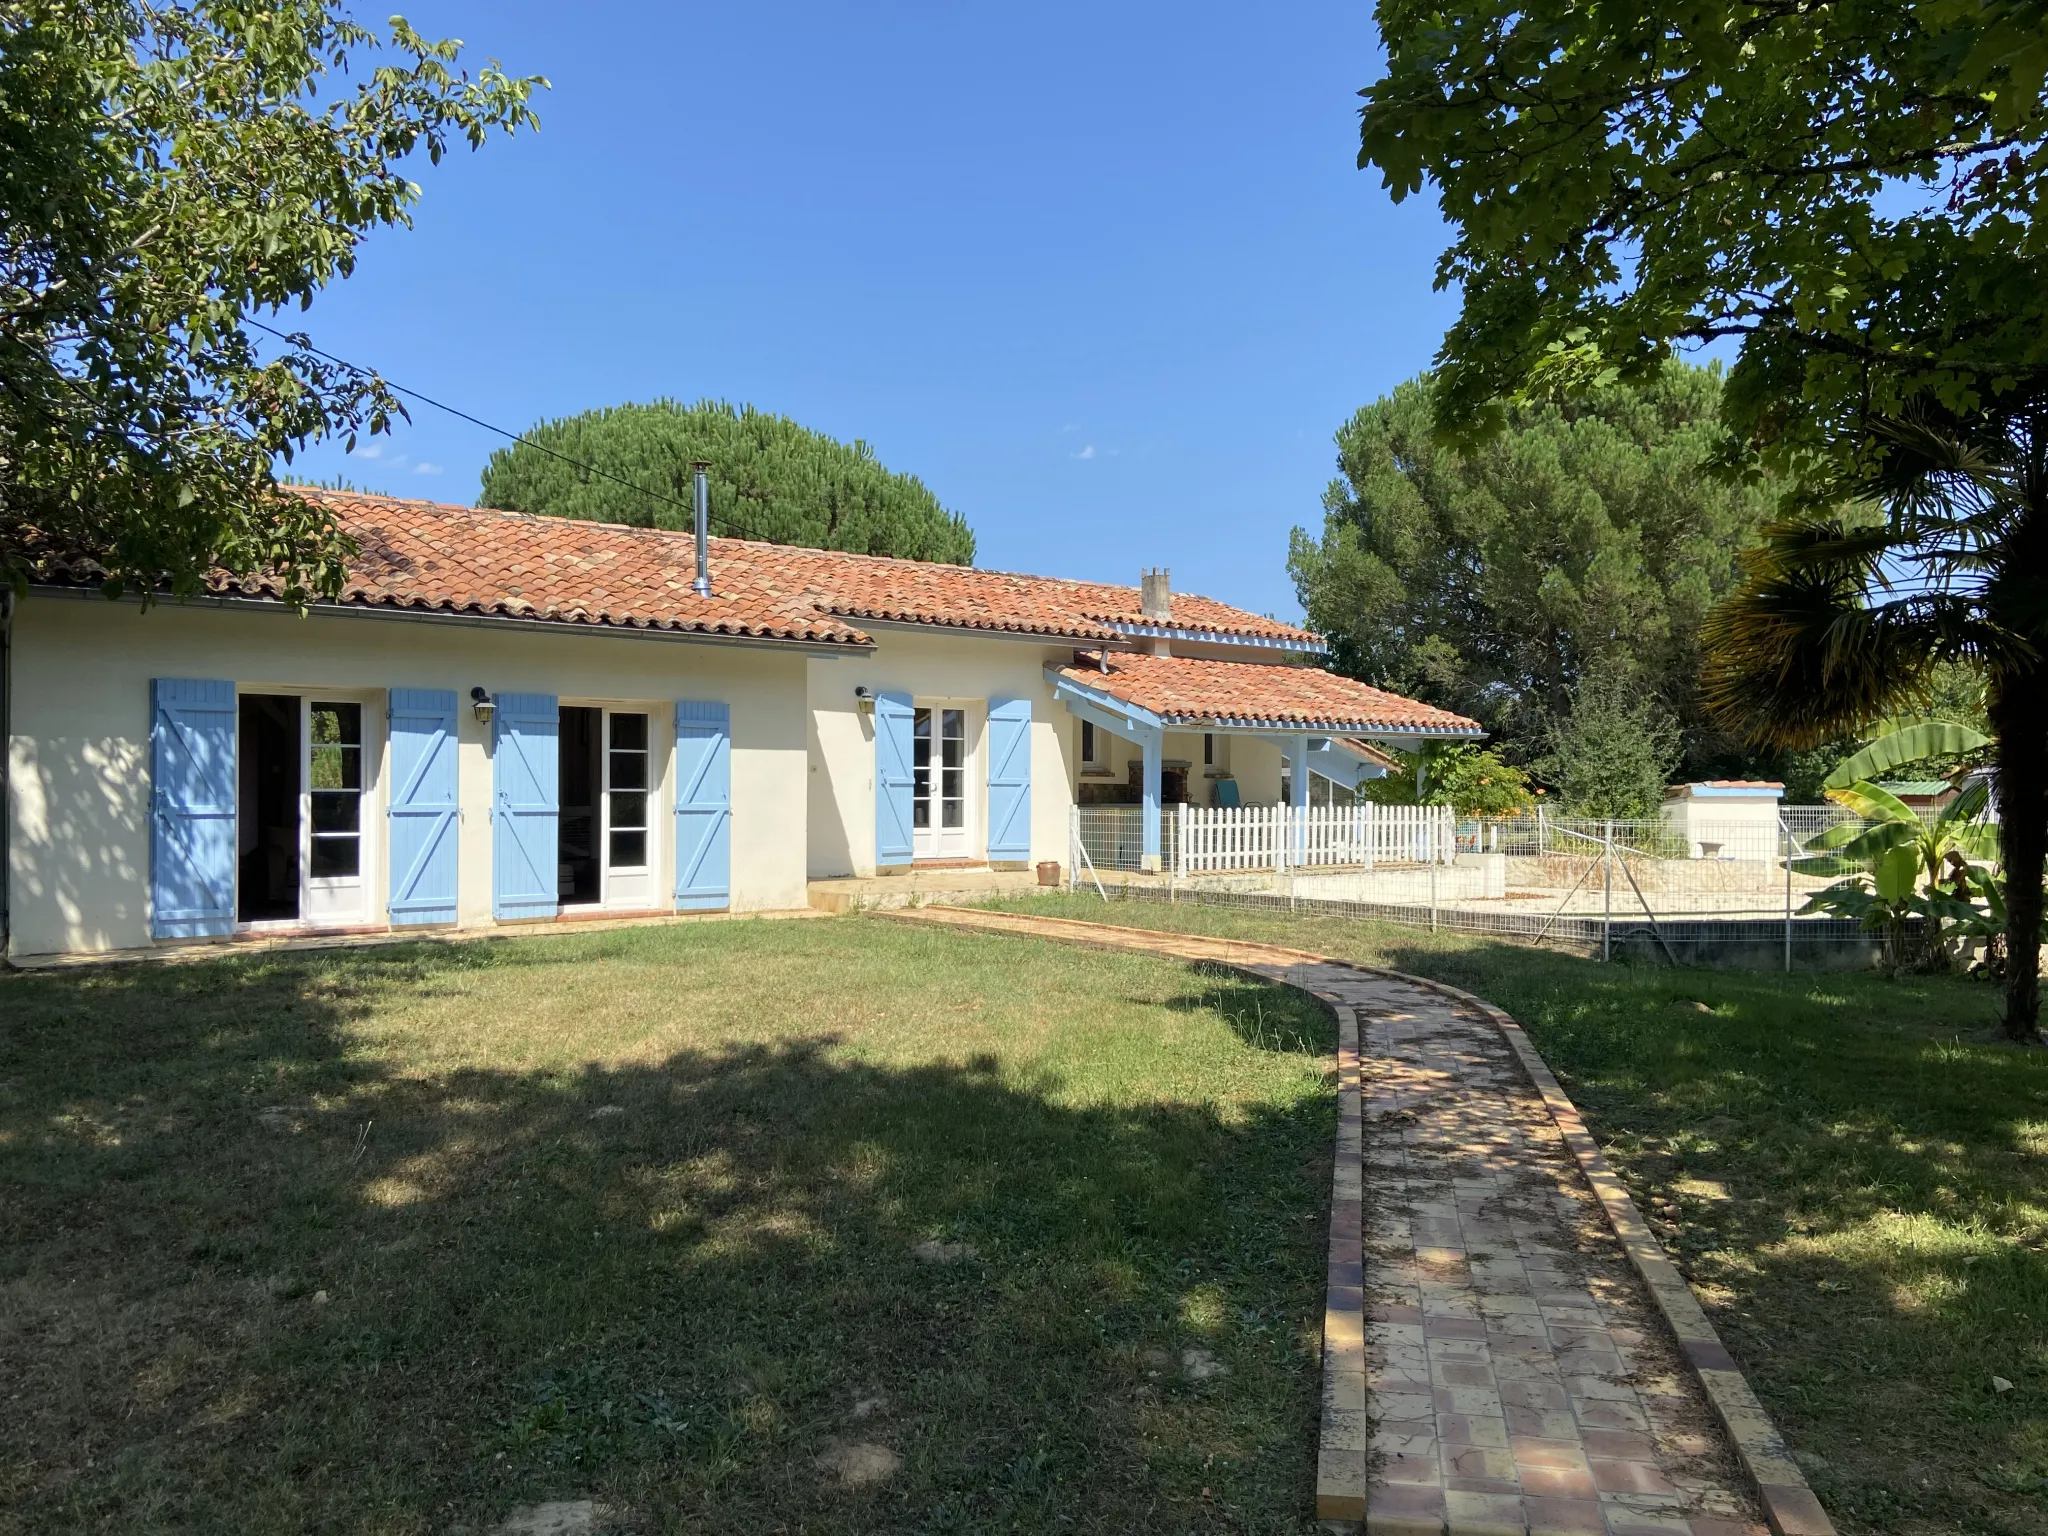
[470,686,495,726]
[854,685,875,717]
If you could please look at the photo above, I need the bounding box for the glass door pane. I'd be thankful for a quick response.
[308,702,362,879]
[940,709,965,829]
[912,708,933,830]
[607,712,649,869]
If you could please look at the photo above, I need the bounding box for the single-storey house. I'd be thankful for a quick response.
[2,491,1480,961]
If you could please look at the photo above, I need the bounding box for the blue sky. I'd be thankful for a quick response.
[284,2,1457,621]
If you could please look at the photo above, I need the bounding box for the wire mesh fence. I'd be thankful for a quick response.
[1060,801,1966,971]
[1065,879,1895,968]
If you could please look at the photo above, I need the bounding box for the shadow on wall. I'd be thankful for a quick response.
[7,731,150,954]
[0,937,1332,1535]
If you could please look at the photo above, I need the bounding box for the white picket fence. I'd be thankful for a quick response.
[1176,803,1453,875]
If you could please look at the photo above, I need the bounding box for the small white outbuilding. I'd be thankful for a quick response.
[1660,780,1785,861]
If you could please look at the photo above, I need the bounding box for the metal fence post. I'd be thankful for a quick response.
[1602,817,1614,962]
[1783,811,1793,973]
[1068,805,1079,894]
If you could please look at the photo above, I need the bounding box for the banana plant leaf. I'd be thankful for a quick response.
[1799,880,1882,919]
[1812,819,1917,864]
[1934,780,1990,830]
[1823,720,1991,791]
[1873,843,1921,903]
[1825,779,1922,826]
[1789,854,1866,877]
[1951,824,2004,862]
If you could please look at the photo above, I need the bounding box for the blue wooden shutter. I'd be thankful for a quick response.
[986,696,1032,863]
[674,701,731,910]
[149,678,237,939]
[875,691,915,866]
[387,689,460,925]
[492,693,559,920]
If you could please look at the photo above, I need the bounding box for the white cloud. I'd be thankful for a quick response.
[353,443,384,460]
[1060,423,1080,434]
[1074,444,1096,460]
[414,462,444,475]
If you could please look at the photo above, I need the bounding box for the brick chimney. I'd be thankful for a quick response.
[1140,567,1171,622]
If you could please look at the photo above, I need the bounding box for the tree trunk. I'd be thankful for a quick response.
[1991,674,2046,1041]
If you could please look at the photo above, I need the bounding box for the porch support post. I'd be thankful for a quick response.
[1141,728,1163,872]
[1289,733,1312,860]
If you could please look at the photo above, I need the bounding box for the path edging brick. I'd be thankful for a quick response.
[883,907,1833,1536]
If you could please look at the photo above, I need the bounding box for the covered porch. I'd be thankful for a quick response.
[1048,652,1483,873]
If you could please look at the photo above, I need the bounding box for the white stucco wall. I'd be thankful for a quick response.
[806,629,1075,878]
[1660,791,1784,860]
[6,594,811,958]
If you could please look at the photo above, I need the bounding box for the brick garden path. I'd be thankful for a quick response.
[885,908,1791,1536]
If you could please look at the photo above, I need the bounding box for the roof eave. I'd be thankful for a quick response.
[25,582,877,656]
[1164,713,1485,739]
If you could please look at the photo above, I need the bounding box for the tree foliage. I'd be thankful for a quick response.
[1357,0,2048,1031]
[1702,413,2048,1035]
[1797,720,2003,972]
[1533,670,1683,820]
[1359,0,2048,461]
[478,399,976,564]
[1361,742,1536,819]
[0,1,544,600]
[1289,363,1777,771]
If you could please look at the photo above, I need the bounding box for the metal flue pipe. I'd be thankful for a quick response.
[691,460,713,598]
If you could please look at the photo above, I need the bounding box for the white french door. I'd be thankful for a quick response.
[304,697,371,924]
[558,705,656,910]
[912,705,971,860]
[603,710,653,908]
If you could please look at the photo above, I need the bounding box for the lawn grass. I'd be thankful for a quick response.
[988,891,2048,1536]
[0,917,1336,1535]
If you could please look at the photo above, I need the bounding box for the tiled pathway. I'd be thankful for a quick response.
[885,908,1825,1536]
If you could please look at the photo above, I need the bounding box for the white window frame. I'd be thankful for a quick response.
[1079,716,1112,775]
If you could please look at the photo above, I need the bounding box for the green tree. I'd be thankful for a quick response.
[1355,0,2048,1033]
[1704,422,2047,1035]
[1,2,543,601]
[1533,670,1682,820]
[478,399,976,564]
[1362,742,1536,819]
[1289,363,1776,770]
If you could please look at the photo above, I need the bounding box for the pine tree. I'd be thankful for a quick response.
[477,399,975,564]
[1288,362,1779,775]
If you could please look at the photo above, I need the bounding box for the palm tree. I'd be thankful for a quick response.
[1702,406,2047,1040]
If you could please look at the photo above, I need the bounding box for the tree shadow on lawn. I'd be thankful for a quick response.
[1374,935,2048,1535]
[0,943,1334,1536]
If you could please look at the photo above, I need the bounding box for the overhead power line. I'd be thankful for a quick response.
[244,318,779,544]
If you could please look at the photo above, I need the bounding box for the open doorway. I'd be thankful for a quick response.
[559,705,603,905]
[238,693,300,921]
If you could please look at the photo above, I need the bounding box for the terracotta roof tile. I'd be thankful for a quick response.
[29,490,1325,649]
[1053,652,1483,736]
